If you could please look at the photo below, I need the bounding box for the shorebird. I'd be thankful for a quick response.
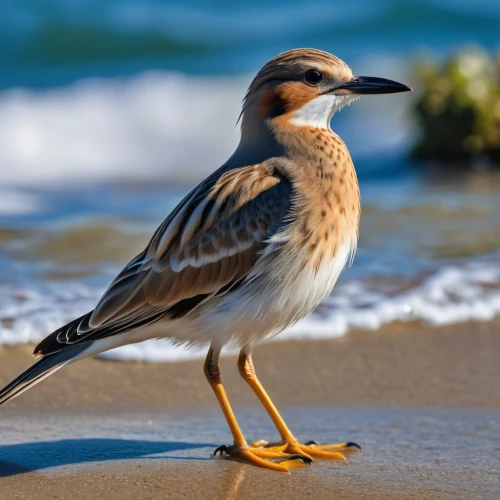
[0,48,410,472]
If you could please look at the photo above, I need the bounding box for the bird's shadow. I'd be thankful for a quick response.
[0,438,218,477]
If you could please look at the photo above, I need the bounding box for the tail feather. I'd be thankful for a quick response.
[0,345,87,406]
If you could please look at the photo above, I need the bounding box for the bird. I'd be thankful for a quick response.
[0,48,410,472]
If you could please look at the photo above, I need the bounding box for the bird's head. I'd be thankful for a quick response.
[240,48,411,137]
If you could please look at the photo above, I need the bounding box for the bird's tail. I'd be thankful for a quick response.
[0,345,87,406]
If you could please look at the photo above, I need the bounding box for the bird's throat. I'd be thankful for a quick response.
[289,94,357,129]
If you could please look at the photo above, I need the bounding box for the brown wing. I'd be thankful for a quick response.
[34,162,293,357]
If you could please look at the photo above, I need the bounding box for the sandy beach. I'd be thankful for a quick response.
[1,320,499,499]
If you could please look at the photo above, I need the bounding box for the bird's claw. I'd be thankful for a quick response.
[212,443,311,471]
[304,439,362,451]
[345,441,362,451]
[214,445,229,456]
[276,453,312,465]
[249,438,362,461]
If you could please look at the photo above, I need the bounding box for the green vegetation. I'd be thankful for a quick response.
[412,47,500,165]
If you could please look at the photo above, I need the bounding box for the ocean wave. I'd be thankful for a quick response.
[0,189,46,215]
[0,67,413,187]
[0,72,244,186]
[1,260,499,362]
[3,0,499,69]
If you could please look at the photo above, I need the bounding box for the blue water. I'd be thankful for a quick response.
[2,0,500,89]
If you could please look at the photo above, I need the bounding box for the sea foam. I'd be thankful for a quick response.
[0,68,412,188]
[0,72,243,186]
[1,260,499,362]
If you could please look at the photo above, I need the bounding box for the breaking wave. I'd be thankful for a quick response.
[1,260,499,362]
[0,72,244,186]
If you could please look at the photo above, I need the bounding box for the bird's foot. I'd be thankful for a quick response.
[213,443,312,472]
[250,438,361,462]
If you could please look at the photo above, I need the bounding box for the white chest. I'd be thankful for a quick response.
[285,241,353,320]
[196,239,354,348]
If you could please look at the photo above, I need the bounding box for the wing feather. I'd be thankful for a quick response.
[34,162,293,357]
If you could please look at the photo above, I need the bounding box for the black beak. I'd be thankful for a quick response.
[336,76,412,95]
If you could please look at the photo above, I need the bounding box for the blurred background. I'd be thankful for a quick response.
[1,0,500,361]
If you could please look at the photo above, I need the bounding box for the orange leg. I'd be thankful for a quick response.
[237,345,361,462]
[204,345,310,472]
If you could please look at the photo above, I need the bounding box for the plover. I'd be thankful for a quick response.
[0,48,410,472]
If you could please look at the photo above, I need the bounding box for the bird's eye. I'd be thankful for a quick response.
[305,69,323,85]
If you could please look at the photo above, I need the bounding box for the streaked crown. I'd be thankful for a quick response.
[247,48,352,95]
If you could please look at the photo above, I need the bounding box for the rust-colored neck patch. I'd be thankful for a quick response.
[259,82,317,120]
[259,88,288,119]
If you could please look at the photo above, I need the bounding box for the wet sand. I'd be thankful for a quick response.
[1,320,500,499]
